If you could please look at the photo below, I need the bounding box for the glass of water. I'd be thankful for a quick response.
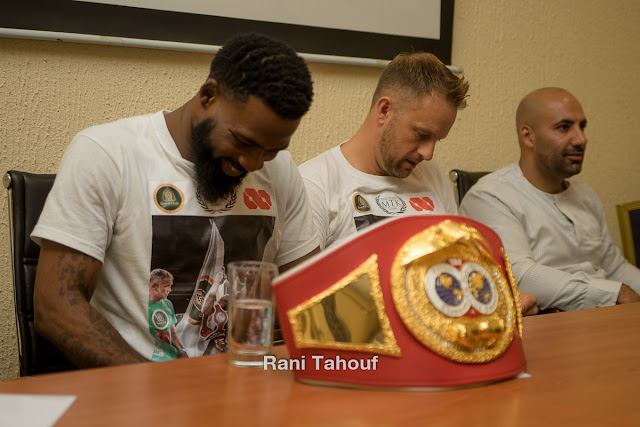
[226,261,278,367]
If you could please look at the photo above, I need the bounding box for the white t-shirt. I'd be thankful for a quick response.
[459,162,640,311]
[32,111,319,359]
[299,144,457,249]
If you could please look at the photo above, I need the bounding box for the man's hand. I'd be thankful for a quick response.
[519,291,539,316]
[616,284,640,304]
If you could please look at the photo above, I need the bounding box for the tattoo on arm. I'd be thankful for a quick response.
[42,246,146,367]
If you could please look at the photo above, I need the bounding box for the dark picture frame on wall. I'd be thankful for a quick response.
[617,201,640,267]
[0,0,455,64]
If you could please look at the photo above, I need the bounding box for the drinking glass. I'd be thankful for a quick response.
[226,261,278,367]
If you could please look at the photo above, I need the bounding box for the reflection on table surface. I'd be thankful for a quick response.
[1,303,638,426]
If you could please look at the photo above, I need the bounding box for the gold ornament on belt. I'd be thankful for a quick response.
[391,220,517,363]
[287,254,401,357]
[286,220,519,364]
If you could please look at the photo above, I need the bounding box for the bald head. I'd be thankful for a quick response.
[516,87,579,142]
[515,87,588,193]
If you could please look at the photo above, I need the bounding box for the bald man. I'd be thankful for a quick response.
[460,88,640,312]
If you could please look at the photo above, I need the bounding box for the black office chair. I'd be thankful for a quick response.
[448,169,491,206]
[4,170,76,376]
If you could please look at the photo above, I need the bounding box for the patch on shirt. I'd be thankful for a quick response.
[409,196,435,212]
[243,188,273,210]
[195,187,238,213]
[375,195,406,215]
[352,193,372,213]
[151,308,171,331]
[153,184,185,213]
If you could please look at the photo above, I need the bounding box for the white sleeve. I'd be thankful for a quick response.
[429,161,458,214]
[272,156,320,266]
[460,185,620,311]
[31,133,121,263]
[441,173,459,215]
[301,176,331,250]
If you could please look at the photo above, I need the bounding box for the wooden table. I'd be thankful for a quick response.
[1,304,639,426]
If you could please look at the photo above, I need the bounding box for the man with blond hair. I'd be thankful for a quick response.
[300,52,538,316]
[148,269,188,361]
[300,52,467,249]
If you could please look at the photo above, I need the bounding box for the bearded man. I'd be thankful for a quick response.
[460,87,640,311]
[299,52,538,316]
[32,33,319,368]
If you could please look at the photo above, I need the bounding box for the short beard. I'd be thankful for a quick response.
[561,147,585,178]
[379,118,410,178]
[191,118,247,204]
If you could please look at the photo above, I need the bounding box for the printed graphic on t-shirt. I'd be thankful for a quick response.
[153,184,185,213]
[375,194,407,215]
[352,193,372,214]
[352,192,441,231]
[408,196,435,212]
[354,214,392,231]
[148,215,275,359]
[148,299,179,361]
[147,176,276,360]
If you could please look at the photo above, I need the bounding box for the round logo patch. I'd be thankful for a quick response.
[375,195,406,215]
[152,309,170,331]
[352,193,371,214]
[153,184,185,213]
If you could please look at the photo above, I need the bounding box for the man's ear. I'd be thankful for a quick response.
[374,96,394,126]
[520,125,535,149]
[198,78,220,109]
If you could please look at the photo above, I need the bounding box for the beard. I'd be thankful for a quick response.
[538,146,585,181]
[560,147,585,177]
[379,118,412,178]
[191,118,247,204]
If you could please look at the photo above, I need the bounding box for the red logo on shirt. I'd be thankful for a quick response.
[409,197,435,212]
[243,188,272,210]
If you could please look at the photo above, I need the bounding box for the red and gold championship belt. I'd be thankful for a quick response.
[273,215,526,390]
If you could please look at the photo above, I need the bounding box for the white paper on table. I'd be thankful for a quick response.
[0,393,76,427]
